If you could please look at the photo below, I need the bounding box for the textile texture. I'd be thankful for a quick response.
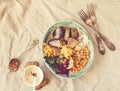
[0,0,120,91]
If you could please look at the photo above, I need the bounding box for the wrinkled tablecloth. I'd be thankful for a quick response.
[0,0,120,91]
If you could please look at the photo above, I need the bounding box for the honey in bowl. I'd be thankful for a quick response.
[21,65,44,87]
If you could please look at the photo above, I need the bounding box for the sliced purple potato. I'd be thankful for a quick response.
[48,39,61,48]
[64,28,71,41]
[67,38,79,48]
[53,27,65,39]
[70,28,79,39]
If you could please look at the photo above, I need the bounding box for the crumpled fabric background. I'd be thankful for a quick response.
[0,0,120,91]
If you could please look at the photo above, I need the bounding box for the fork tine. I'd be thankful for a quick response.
[91,3,95,15]
[91,3,94,11]
[87,4,90,16]
[81,9,88,18]
[87,3,92,16]
[78,9,88,22]
[78,10,86,21]
[87,3,95,16]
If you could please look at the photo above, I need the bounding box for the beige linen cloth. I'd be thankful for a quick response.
[0,0,120,91]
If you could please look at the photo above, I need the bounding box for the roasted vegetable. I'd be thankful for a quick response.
[54,59,69,76]
[44,56,69,76]
[70,28,79,39]
[48,39,61,48]
[52,47,60,56]
[53,27,65,39]
[44,56,59,66]
[67,38,78,48]
[55,66,69,76]
[64,28,71,41]
[60,38,67,46]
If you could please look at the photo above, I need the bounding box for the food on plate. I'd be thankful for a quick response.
[67,57,74,69]
[70,28,79,39]
[67,38,78,48]
[60,45,73,58]
[48,39,62,48]
[53,27,65,39]
[64,28,71,41]
[9,58,20,72]
[21,65,44,87]
[43,26,90,76]
[52,47,61,56]
[70,46,89,73]
[43,43,54,57]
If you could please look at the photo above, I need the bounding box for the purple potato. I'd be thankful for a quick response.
[53,27,65,39]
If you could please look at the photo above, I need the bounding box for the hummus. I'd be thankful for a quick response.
[21,65,44,87]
